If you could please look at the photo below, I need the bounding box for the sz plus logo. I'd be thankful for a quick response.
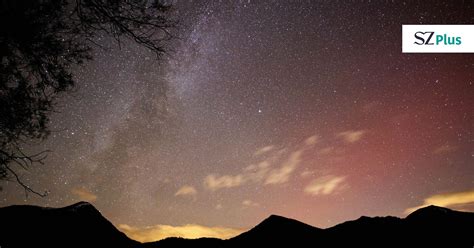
[413,31,461,45]
[402,25,474,53]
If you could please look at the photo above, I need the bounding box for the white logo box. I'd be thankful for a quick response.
[402,25,474,53]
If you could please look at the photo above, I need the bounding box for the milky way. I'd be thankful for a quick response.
[1,1,473,241]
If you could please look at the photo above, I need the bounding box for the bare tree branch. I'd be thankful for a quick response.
[1,0,176,196]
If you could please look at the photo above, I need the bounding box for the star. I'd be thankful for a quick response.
[2,1,472,241]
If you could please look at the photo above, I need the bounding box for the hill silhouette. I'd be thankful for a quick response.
[0,201,139,248]
[1,203,473,248]
[228,214,323,247]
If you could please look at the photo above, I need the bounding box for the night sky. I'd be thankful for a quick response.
[1,1,473,242]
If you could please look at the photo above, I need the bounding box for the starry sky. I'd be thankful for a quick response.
[1,0,473,242]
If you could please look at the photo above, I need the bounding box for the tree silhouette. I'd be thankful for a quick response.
[0,0,175,196]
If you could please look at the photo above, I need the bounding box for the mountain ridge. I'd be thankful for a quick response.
[0,201,140,248]
[1,203,473,247]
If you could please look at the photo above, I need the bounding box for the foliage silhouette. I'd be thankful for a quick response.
[0,0,175,196]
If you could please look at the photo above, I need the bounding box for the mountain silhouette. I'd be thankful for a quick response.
[146,205,474,248]
[228,214,323,247]
[1,203,473,248]
[0,201,139,248]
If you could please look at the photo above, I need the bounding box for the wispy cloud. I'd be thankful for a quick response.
[204,138,311,190]
[204,174,244,191]
[405,189,474,214]
[244,161,271,182]
[300,169,314,178]
[433,144,457,154]
[304,175,347,195]
[337,130,366,143]
[71,188,97,202]
[242,199,259,207]
[265,150,302,185]
[254,145,274,156]
[118,224,243,242]
[304,135,319,146]
[175,185,197,197]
